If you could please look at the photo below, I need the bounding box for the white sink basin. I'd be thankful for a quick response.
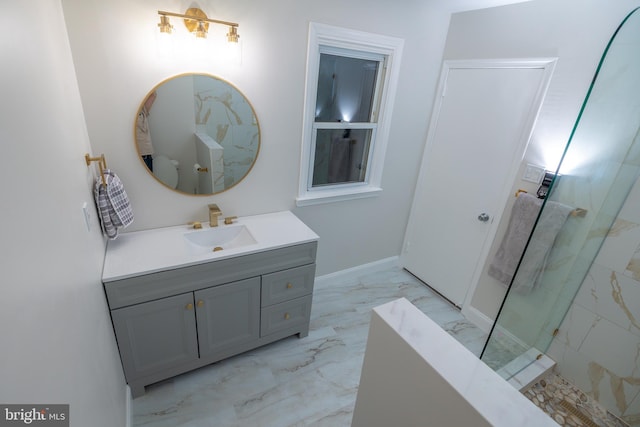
[183,225,257,253]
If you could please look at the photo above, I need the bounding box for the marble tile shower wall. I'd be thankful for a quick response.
[547,178,640,425]
[193,77,259,189]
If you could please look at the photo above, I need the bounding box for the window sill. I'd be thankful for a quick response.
[295,186,382,207]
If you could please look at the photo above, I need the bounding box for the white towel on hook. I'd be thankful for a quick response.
[94,169,134,239]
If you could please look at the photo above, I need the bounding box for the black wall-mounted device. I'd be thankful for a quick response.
[537,171,557,199]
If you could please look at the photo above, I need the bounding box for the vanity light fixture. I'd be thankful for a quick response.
[194,20,208,39]
[157,8,240,42]
[157,15,173,34]
[226,26,239,43]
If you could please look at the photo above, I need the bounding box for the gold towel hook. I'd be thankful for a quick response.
[85,153,108,187]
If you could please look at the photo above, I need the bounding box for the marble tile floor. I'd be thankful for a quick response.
[132,265,488,427]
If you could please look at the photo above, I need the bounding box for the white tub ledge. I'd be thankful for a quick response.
[351,298,557,427]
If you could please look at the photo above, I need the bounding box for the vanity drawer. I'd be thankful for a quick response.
[260,295,312,337]
[261,264,316,306]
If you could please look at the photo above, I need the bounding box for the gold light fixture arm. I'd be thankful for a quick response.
[158,10,239,29]
[157,9,239,41]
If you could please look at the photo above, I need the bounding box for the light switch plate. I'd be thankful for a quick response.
[522,164,545,184]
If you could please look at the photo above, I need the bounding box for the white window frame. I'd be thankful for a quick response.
[296,23,404,206]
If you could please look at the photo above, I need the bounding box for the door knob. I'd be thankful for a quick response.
[477,213,490,222]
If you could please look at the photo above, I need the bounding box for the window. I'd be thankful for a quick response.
[296,23,404,206]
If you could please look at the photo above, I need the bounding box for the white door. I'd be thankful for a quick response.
[402,59,555,307]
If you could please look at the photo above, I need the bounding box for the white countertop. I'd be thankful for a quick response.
[102,211,319,282]
[368,298,558,427]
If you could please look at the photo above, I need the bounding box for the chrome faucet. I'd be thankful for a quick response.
[208,204,222,226]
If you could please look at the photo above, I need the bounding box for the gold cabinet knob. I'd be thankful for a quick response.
[197,300,204,308]
[286,283,293,289]
[186,303,194,310]
[284,313,291,320]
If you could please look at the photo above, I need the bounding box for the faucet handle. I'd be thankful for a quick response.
[224,216,238,225]
[190,221,203,229]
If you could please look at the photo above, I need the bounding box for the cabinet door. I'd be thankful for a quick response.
[111,293,198,381]
[195,277,260,359]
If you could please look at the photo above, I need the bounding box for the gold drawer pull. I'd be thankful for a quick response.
[186,303,194,310]
[284,313,291,320]
[197,300,204,308]
[286,283,293,289]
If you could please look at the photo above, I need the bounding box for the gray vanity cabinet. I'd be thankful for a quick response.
[194,277,261,359]
[261,264,316,337]
[104,241,317,397]
[111,292,199,380]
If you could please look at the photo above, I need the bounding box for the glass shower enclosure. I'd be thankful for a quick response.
[481,7,640,380]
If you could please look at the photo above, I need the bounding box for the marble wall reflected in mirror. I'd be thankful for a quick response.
[135,73,260,195]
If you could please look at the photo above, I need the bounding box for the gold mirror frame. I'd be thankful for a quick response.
[135,73,260,196]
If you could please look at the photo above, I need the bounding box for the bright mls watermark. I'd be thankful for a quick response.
[0,405,68,426]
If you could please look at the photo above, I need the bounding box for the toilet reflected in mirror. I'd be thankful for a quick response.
[134,73,260,195]
[153,155,179,189]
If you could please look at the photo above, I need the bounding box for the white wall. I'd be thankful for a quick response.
[443,0,640,321]
[443,1,640,422]
[60,0,525,276]
[352,299,557,427]
[0,2,533,423]
[0,1,126,426]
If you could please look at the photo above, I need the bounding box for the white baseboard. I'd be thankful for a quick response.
[461,303,494,334]
[462,303,531,350]
[315,256,400,286]
[125,385,132,427]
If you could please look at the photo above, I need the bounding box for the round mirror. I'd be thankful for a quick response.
[135,73,260,195]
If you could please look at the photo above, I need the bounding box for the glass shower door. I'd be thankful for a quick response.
[481,7,640,379]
